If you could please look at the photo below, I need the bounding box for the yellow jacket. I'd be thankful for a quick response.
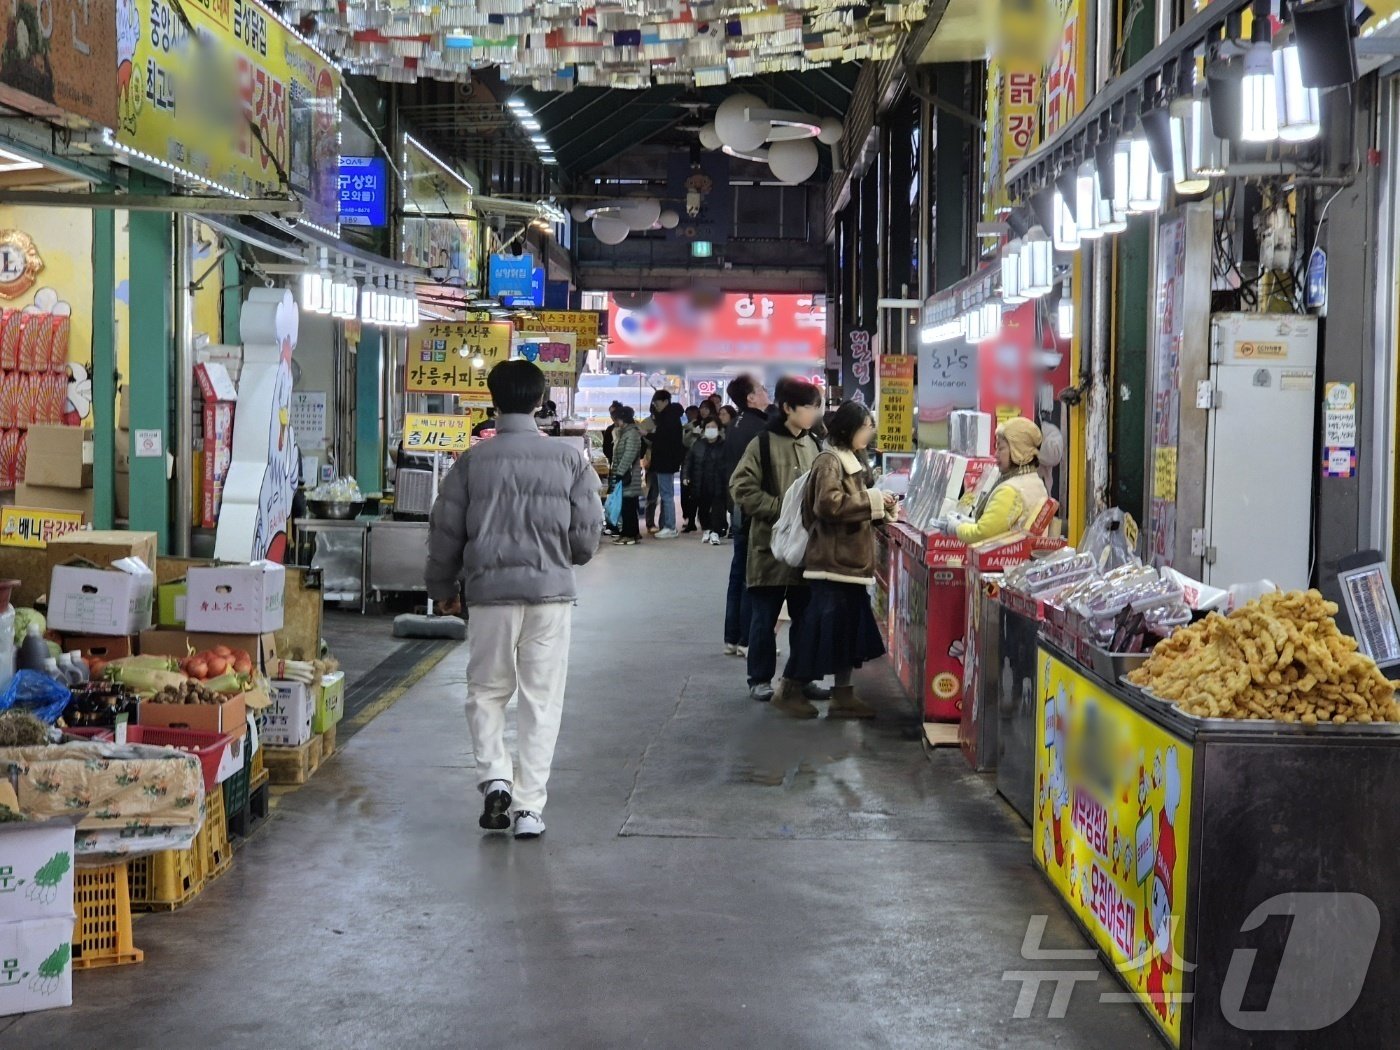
[955,469,1048,545]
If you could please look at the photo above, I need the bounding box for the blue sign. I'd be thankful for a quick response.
[339,156,389,228]
[489,253,536,299]
[1306,247,1328,312]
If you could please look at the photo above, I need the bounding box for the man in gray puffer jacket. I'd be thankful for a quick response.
[426,360,602,840]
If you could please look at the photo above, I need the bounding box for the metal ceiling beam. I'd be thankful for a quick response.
[570,110,692,174]
[0,190,300,214]
[540,89,624,148]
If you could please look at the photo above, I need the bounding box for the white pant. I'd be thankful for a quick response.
[465,602,573,814]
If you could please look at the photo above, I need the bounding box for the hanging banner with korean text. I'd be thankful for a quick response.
[876,355,915,452]
[406,322,512,397]
[982,58,1041,224]
[841,326,876,407]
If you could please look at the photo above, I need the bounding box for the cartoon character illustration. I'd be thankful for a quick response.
[63,362,91,425]
[1142,746,1183,1022]
[116,0,142,133]
[1042,683,1071,869]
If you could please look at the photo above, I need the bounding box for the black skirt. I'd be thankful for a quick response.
[786,579,886,680]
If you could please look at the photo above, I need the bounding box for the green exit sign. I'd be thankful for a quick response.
[691,240,713,258]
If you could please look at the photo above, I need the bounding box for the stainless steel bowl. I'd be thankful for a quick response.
[308,499,364,520]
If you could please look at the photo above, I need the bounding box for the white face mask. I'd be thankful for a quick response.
[704,426,719,440]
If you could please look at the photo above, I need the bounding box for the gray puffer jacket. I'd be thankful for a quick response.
[425,415,603,605]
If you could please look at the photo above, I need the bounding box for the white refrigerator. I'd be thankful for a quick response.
[1202,313,1318,591]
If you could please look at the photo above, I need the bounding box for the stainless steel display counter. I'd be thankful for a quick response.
[294,517,431,613]
[1033,642,1400,1049]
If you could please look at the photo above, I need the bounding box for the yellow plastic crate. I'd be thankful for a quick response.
[128,846,203,912]
[198,786,232,883]
[73,863,144,970]
[251,738,265,783]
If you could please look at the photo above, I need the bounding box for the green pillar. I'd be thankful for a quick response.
[90,211,116,530]
[127,186,173,551]
[221,250,241,345]
[356,328,383,494]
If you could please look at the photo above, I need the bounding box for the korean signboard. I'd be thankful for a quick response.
[406,322,512,397]
[402,412,479,453]
[983,58,1041,223]
[515,311,601,353]
[116,0,341,228]
[841,326,875,407]
[339,155,389,227]
[606,293,825,361]
[402,134,479,287]
[1035,649,1193,1046]
[0,1,116,128]
[876,355,915,453]
[0,506,85,548]
[516,333,578,378]
[1044,0,1088,137]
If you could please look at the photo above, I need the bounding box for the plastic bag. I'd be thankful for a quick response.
[1080,508,1140,573]
[0,670,72,725]
[604,482,623,530]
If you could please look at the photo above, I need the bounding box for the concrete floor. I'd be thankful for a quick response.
[5,538,1161,1049]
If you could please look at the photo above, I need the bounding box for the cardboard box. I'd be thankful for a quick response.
[313,672,345,734]
[14,484,94,521]
[23,425,92,489]
[0,817,77,923]
[57,635,134,663]
[138,693,247,736]
[138,629,277,672]
[45,531,158,581]
[47,559,153,636]
[157,580,188,627]
[264,680,314,747]
[0,916,73,1017]
[185,562,285,633]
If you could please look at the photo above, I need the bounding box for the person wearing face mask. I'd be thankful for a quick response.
[683,414,729,545]
[729,376,829,704]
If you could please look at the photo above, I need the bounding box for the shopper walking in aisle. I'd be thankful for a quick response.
[777,401,897,719]
[425,360,602,840]
[683,412,730,545]
[721,374,771,657]
[730,377,827,706]
[647,389,686,538]
[610,405,646,545]
[681,405,703,533]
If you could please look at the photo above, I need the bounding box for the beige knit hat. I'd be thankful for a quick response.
[998,416,1043,466]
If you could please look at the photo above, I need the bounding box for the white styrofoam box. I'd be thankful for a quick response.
[185,561,285,633]
[47,560,153,637]
[0,916,74,1017]
[0,819,76,923]
[263,681,314,748]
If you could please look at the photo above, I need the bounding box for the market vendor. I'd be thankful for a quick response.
[944,417,1049,544]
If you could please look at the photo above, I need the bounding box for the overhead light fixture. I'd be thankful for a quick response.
[1291,0,1359,89]
[966,301,1002,345]
[1207,53,1246,143]
[1127,133,1163,214]
[507,97,528,110]
[1057,279,1075,342]
[1095,133,1127,234]
[1274,37,1321,142]
[0,147,41,173]
[1001,240,1026,304]
[1052,188,1081,252]
[1241,7,1279,143]
[1140,100,1175,177]
[1075,159,1104,240]
[521,119,541,131]
[1110,136,1132,223]
[1021,228,1054,297]
[1029,188,1057,235]
[1169,92,1214,195]
[921,318,965,343]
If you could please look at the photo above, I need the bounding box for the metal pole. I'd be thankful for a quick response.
[172,216,195,556]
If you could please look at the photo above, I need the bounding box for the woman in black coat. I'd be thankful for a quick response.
[683,419,730,544]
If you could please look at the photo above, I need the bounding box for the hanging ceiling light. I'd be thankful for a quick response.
[1139,93,1176,177]
[1110,136,1132,225]
[1094,128,1128,234]
[360,274,375,324]
[1075,158,1105,240]
[1169,91,1214,196]
[1052,186,1081,252]
[1290,0,1359,90]
[1241,8,1280,143]
[966,301,1002,345]
[1274,35,1321,142]
[1056,279,1075,342]
[1021,228,1054,298]
[1001,239,1026,304]
[1127,132,1163,214]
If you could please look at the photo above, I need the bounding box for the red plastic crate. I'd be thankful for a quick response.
[62,725,233,793]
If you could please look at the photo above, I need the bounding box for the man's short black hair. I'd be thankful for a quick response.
[487,360,548,414]
[774,376,821,414]
[652,388,672,403]
[727,373,758,408]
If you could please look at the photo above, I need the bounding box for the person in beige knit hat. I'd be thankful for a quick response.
[949,416,1050,544]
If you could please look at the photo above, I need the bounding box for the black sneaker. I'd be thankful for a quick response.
[479,779,512,831]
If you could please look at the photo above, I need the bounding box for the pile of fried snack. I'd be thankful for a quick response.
[1127,590,1400,724]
